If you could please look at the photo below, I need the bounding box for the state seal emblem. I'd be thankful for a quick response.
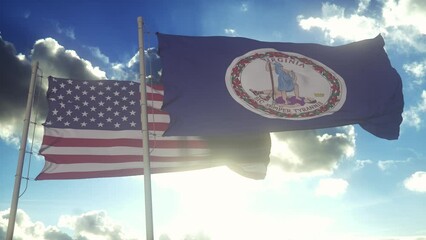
[225,49,347,120]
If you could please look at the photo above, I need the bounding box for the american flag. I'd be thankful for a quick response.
[37,77,220,180]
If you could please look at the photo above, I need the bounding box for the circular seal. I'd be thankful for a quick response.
[225,49,347,120]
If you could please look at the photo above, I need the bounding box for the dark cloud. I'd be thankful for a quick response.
[0,36,33,143]
[270,126,355,173]
[0,36,108,145]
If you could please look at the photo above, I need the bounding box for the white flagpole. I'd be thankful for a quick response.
[137,16,154,240]
[6,61,39,240]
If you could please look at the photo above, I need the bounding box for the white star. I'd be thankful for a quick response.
[60,102,66,108]
[75,85,81,90]
[113,91,120,96]
[121,105,128,110]
[74,95,80,101]
[83,101,89,106]
[106,117,112,122]
[98,112,104,117]
[83,81,89,85]
[106,86,111,91]
[130,110,136,115]
[113,100,119,106]
[121,86,127,91]
[82,90,88,95]
[73,116,80,122]
[45,121,52,125]
[57,116,63,121]
[66,110,72,115]
[81,122,87,127]
[90,86,96,91]
[90,95,96,101]
[74,105,80,110]
[98,91,104,95]
[90,106,97,111]
[59,83,66,88]
[113,111,120,116]
[122,96,128,101]
[90,117,96,122]
[51,87,58,93]
[98,101,105,106]
[130,121,136,127]
[98,81,104,86]
[64,122,70,126]
[82,111,88,117]
[106,96,112,100]
[129,100,136,105]
[67,80,73,84]
[106,107,112,111]
[58,95,64,100]
[66,89,72,95]
[97,122,104,127]
[129,90,135,95]
[114,122,120,128]
[52,109,58,115]
[114,82,119,86]
[129,82,135,85]
[122,116,128,121]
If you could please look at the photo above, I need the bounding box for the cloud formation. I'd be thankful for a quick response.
[0,209,139,240]
[298,0,426,52]
[0,36,108,146]
[404,171,426,193]
[270,126,355,174]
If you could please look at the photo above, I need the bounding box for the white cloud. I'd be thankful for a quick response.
[31,38,106,80]
[0,209,72,240]
[298,2,383,44]
[85,46,110,64]
[0,208,140,240]
[240,3,248,12]
[224,28,237,36]
[402,90,426,129]
[403,60,426,85]
[298,0,426,52]
[404,171,426,193]
[355,159,373,170]
[54,22,76,40]
[377,158,410,171]
[382,0,426,34]
[315,178,349,197]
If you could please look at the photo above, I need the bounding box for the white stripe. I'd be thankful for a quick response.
[40,145,210,157]
[146,85,164,95]
[40,160,217,174]
[43,127,204,141]
[147,100,163,110]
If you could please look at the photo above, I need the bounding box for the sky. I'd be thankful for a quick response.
[0,0,426,239]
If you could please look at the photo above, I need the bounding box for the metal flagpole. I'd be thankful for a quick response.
[137,16,154,240]
[6,61,39,240]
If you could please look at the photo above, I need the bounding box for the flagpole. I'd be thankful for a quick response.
[6,61,39,240]
[137,16,154,240]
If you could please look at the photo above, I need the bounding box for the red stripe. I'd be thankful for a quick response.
[147,122,168,131]
[148,84,164,91]
[35,164,218,180]
[146,93,163,101]
[147,108,167,114]
[41,154,210,164]
[41,136,207,148]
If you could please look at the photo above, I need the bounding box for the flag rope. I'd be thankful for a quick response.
[19,73,45,197]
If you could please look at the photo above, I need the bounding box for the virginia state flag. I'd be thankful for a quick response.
[158,33,403,140]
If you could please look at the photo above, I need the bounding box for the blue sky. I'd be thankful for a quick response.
[1,0,426,239]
